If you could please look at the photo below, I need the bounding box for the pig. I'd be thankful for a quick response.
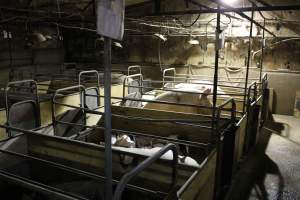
[143,83,213,115]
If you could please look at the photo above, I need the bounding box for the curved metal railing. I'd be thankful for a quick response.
[113,143,178,200]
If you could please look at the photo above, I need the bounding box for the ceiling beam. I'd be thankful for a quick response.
[147,5,300,16]
[144,2,295,37]
[125,0,153,10]
[208,0,276,37]
[187,0,242,20]
[254,0,271,7]
[188,0,211,9]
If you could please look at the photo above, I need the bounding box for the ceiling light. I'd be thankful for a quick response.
[45,35,53,40]
[113,42,123,48]
[3,30,12,39]
[33,32,47,43]
[154,33,167,42]
[188,39,199,45]
[221,0,238,5]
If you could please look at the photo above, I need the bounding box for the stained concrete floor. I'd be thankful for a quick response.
[226,115,300,200]
[271,115,300,145]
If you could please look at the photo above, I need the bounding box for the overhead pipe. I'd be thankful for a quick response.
[2,4,300,19]
[254,0,271,7]
[148,4,300,15]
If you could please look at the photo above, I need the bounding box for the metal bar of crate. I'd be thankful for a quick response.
[123,73,144,98]
[0,170,87,200]
[63,91,244,115]
[143,79,252,90]
[164,75,261,84]
[0,148,166,198]
[0,125,168,198]
[5,80,41,136]
[123,84,247,97]
[113,143,178,200]
[128,65,142,76]
[54,120,211,148]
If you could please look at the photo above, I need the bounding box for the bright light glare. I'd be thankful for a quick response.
[188,39,199,45]
[113,42,123,48]
[154,33,167,42]
[221,0,238,5]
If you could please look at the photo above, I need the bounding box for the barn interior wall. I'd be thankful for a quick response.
[0,0,299,115]
[123,35,300,115]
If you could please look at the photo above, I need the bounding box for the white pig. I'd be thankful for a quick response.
[143,83,213,115]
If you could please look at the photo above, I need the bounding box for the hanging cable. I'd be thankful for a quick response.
[174,14,201,28]
[158,39,163,71]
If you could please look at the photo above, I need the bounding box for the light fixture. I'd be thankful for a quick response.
[45,35,53,40]
[95,37,123,48]
[221,0,238,5]
[188,38,199,45]
[216,30,225,50]
[154,33,167,42]
[33,32,47,43]
[113,42,123,48]
[3,30,12,39]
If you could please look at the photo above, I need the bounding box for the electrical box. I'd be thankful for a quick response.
[216,30,225,50]
[96,0,124,40]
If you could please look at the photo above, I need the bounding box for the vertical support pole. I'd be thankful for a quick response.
[212,6,220,134]
[212,5,220,200]
[56,0,62,48]
[155,0,161,14]
[104,37,112,200]
[7,27,13,81]
[259,19,266,81]
[243,4,254,113]
[93,0,96,17]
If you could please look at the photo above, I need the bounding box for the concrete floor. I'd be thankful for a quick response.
[271,115,300,145]
[226,115,300,200]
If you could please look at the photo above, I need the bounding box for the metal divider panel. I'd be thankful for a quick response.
[85,88,99,110]
[6,83,37,109]
[8,101,38,136]
[111,73,126,84]
[0,150,105,200]
[128,79,141,95]
[55,108,85,137]
[123,92,142,108]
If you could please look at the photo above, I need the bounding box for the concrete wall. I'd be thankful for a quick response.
[0,37,64,85]
[0,48,63,85]
[121,35,300,72]
[0,1,299,116]
[123,2,300,116]
[268,72,300,116]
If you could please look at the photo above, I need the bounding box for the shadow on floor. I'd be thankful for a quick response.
[226,128,286,200]
[264,115,290,140]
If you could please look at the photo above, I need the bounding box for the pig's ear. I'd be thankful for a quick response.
[199,88,211,100]
[203,88,211,95]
